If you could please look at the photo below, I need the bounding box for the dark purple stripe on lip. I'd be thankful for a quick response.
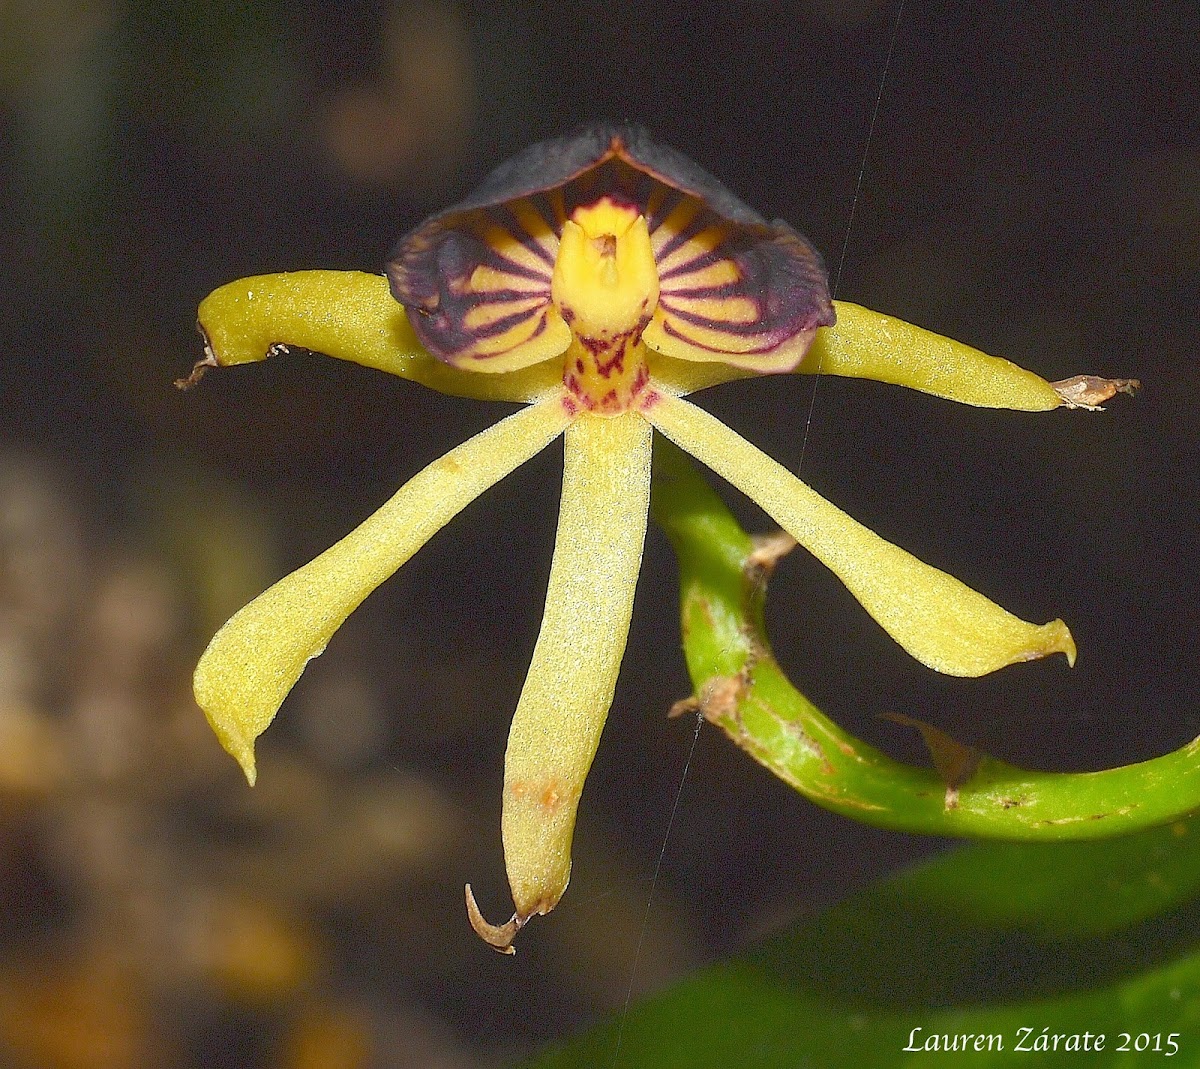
[653,208,721,262]
[487,203,557,266]
[657,301,784,341]
[462,302,551,342]
[658,245,729,280]
[657,315,785,353]
[525,192,564,236]
[461,286,551,304]
[659,283,744,300]
[475,245,552,284]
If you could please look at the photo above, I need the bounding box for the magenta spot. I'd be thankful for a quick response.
[597,350,625,378]
[575,357,584,374]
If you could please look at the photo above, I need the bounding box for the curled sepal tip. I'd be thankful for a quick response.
[1052,375,1141,410]
[464,885,525,955]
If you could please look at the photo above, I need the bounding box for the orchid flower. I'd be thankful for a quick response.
[183,124,1131,952]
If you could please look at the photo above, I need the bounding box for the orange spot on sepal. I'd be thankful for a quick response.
[508,779,565,813]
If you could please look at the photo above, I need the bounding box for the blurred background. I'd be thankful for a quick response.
[1,0,1197,1065]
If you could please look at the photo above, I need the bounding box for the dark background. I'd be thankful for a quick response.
[2,1,1197,1066]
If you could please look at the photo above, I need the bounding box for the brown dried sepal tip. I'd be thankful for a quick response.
[464,884,526,955]
[174,347,217,390]
[175,323,233,390]
[1052,375,1141,410]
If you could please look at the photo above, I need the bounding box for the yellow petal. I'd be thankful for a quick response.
[645,394,1075,676]
[194,396,572,783]
[189,271,562,403]
[801,302,1064,410]
[644,348,752,396]
[494,412,652,935]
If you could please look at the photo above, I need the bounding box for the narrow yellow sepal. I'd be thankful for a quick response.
[497,412,652,928]
[645,394,1075,677]
[802,302,1064,410]
[193,271,562,403]
[193,397,572,784]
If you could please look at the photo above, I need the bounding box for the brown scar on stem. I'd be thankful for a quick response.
[778,715,833,774]
[669,671,749,730]
[1052,375,1141,410]
[1034,805,1139,827]
[745,531,798,584]
[464,884,525,955]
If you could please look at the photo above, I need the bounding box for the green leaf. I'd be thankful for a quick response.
[523,820,1200,1068]
[648,438,1200,840]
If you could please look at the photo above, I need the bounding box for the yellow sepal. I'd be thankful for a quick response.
[491,413,652,936]
[802,302,1064,410]
[193,271,562,402]
[193,397,572,783]
[645,394,1075,677]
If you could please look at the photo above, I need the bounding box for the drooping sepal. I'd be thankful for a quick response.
[646,394,1076,678]
[467,412,653,951]
[805,303,1065,410]
[181,271,562,402]
[192,398,572,784]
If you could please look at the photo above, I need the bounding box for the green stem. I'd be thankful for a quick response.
[651,437,1200,840]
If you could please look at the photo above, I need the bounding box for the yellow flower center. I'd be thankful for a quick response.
[550,198,660,414]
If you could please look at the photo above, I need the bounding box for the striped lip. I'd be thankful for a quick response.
[387,124,835,375]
